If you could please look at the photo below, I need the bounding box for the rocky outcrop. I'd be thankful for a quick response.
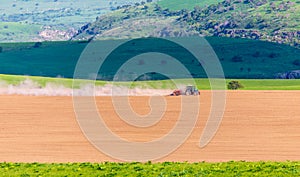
[39,26,77,41]
[275,70,300,79]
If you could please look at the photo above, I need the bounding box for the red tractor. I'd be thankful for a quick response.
[170,85,200,96]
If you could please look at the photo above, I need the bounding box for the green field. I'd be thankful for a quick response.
[1,74,300,90]
[0,37,300,80]
[0,22,41,42]
[0,161,299,176]
[157,0,223,11]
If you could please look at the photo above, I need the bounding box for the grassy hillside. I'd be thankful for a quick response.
[157,0,223,11]
[74,0,300,48]
[0,37,299,80]
[71,3,189,41]
[178,0,300,47]
[0,0,149,42]
[0,22,41,42]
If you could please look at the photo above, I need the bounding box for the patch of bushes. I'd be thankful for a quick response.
[252,51,260,58]
[268,52,280,58]
[33,42,42,48]
[292,59,300,66]
[231,55,243,62]
[228,80,244,90]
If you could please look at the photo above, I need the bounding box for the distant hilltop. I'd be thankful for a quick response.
[0,0,299,49]
[0,0,151,42]
[73,0,299,48]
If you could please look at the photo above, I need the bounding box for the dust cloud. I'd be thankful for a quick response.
[0,79,173,96]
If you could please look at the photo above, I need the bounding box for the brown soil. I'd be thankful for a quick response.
[0,91,299,162]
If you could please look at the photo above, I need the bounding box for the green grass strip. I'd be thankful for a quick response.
[1,74,300,90]
[0,161,299,176]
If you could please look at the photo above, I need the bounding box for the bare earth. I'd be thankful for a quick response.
[0,91,299,162]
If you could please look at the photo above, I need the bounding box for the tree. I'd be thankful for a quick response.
[33,42,42,48]
[245,22,254,29]
[293,59,300,66]
[231,55,243,62]
[228,80,244,90]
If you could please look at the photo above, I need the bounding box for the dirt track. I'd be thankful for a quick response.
[0,91,299,162]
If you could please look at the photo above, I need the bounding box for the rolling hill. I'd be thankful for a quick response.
[73,0,300,48]
[0,0,151,42]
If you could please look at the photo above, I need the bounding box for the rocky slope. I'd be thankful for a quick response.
[73,0,300,48]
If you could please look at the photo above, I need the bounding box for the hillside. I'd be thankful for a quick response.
[0,37,299,79]
[73,0,300,48]
[178,0,300,48]
[157,0,224,11]
[71,3,197,40]
[0,0,149,42]
[2,0,299,47]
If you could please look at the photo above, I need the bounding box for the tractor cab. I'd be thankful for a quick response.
[185,85,199,95]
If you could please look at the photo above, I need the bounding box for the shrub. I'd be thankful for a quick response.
[292,59,300,66]
[231,55,243,62]
[245,22,254,29]
[252,51,260,58]
[228,80,244,90]
[268,52,279,58]
[33,42,42,48]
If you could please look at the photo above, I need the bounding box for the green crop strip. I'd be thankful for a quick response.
[1,74,300,90]
[0,161,299,176]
